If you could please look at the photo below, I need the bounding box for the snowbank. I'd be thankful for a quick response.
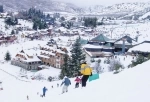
[33,68,60,80]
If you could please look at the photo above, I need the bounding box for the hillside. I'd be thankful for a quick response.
[0,0,84,13]
[0,59,150,102]
[84,2,150,19]
[1,0,150,19]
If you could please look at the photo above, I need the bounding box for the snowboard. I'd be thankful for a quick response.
[89,74,99,82]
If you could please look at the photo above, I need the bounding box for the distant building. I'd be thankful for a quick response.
[38,44,69,69]
[11,50,42,70]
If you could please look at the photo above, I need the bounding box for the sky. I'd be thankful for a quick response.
[56,0,150,7]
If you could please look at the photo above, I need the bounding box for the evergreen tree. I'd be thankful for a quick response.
[33,22,38,30]
[11,30,15,35]
[46,14,50,18]
[4,51,11,61]
[131,54,147,67]
[83,17,97,27]
[69,37,85,77]
[60,16,65,21]
[59,53,71,79]
[5,17,18,26]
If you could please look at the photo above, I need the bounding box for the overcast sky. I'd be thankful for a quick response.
[56,0,150,7]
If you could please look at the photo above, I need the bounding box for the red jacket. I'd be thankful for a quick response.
[75,78,81,83]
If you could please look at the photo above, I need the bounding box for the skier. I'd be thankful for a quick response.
[61,76,71,94]
[0,81,3,90]
[74,76,81,88]
[80,60,92,87]
[57,83,59,87]
[42,86,47,97]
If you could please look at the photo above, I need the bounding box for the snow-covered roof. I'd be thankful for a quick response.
[23,56,41,62]
[41,50,55,56]
[37,54,50,59]
[128,42,150,52]
[15,49,41,62]
[83,44,103,49]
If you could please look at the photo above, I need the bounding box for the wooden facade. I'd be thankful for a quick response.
[38,46,68,69]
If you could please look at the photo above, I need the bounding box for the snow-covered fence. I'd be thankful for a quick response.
[0,68,30,83]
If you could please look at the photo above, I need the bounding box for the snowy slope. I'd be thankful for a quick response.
[0,0,84,13]
[139,12,150,20]
[0,59,150,102]
[84,2,150,19]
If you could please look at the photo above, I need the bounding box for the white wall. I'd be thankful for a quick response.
[85,52,92,65]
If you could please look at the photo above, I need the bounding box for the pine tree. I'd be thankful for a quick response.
[33,22,38,30]
[131,54,147,67]
[11,30,15,35]
[69,37,85,77]
[59,53,71,79]
[4,51,11,61]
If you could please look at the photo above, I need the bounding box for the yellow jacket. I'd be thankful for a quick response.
[80,64,92,75]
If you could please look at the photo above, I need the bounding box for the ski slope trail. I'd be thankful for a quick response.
[0,60,150,102]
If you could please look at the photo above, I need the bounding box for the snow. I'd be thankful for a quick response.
[33,68,61,80]
[0,40,47,61]
[0,9,150,102]
[0,59,150,102]
[139,12,150,20]
[128,43,150,52]
[0,19,33,35]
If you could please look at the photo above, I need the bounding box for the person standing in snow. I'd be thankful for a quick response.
[80,60,92,87]
[74,76,81,88]
[57,83,59,87]
[61,76,71,94]
[42,86,48,97]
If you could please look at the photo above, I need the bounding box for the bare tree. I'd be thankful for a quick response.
[94,59,102,73]
[35,74,45,80]
[109,59,124,74]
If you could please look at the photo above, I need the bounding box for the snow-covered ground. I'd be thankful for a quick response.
[97,21,150,43]
[0,19,33,35]
[0,59,150,102]
[0,14,150,102]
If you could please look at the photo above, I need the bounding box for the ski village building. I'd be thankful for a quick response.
[11,39,70,70]
[38,44,69,69]
[11,50,42,70]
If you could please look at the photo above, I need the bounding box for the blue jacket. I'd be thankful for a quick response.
[43,87,47,93]
[61,77,71,86]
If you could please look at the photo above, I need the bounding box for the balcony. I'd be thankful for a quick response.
[56,58,60,62]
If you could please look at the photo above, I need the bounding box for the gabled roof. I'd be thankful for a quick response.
[90,34,110,42]
[115,35,136,44]
[79,38,88,45]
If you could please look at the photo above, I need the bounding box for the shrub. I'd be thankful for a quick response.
[109,59,124,74]
[131,54,147,67]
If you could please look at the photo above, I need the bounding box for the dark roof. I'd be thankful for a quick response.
[115,35,136,44]
[79,39,88,45]
[90,34,110,42]
[20,50,25,53]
